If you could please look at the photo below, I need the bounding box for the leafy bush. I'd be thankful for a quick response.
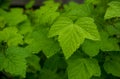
[0,0,120,79]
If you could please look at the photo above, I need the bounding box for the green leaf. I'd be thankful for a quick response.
[67,57,101,79]
[34,1,60,26]
[25,28,60,57]
[76,17,100,40]
[99,31,120,51]
[27,55,41,72]
[82,40,100,57]
[0,47,30,77]
[82,31,120,57]
[63,2,93,20]
[0,8,27,25]
[104,52,120,77]
[49,17,100,58]
[18,20,33,35]
[0,27,23,46]
[104,1,120,19]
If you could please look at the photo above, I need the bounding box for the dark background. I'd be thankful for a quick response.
[11,0,83,7]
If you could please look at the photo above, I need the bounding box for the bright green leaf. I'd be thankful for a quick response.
[49,17,100,58]
[76,17,100,40]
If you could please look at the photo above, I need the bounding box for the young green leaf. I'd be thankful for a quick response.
[49,17,100,58]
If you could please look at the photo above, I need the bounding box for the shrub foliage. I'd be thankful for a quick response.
[0,0,120,79]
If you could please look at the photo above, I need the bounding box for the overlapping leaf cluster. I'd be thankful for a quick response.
[0,0,120,79]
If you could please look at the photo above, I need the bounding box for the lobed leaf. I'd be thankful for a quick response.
[67,57,101,79]
[49,17,100,58]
